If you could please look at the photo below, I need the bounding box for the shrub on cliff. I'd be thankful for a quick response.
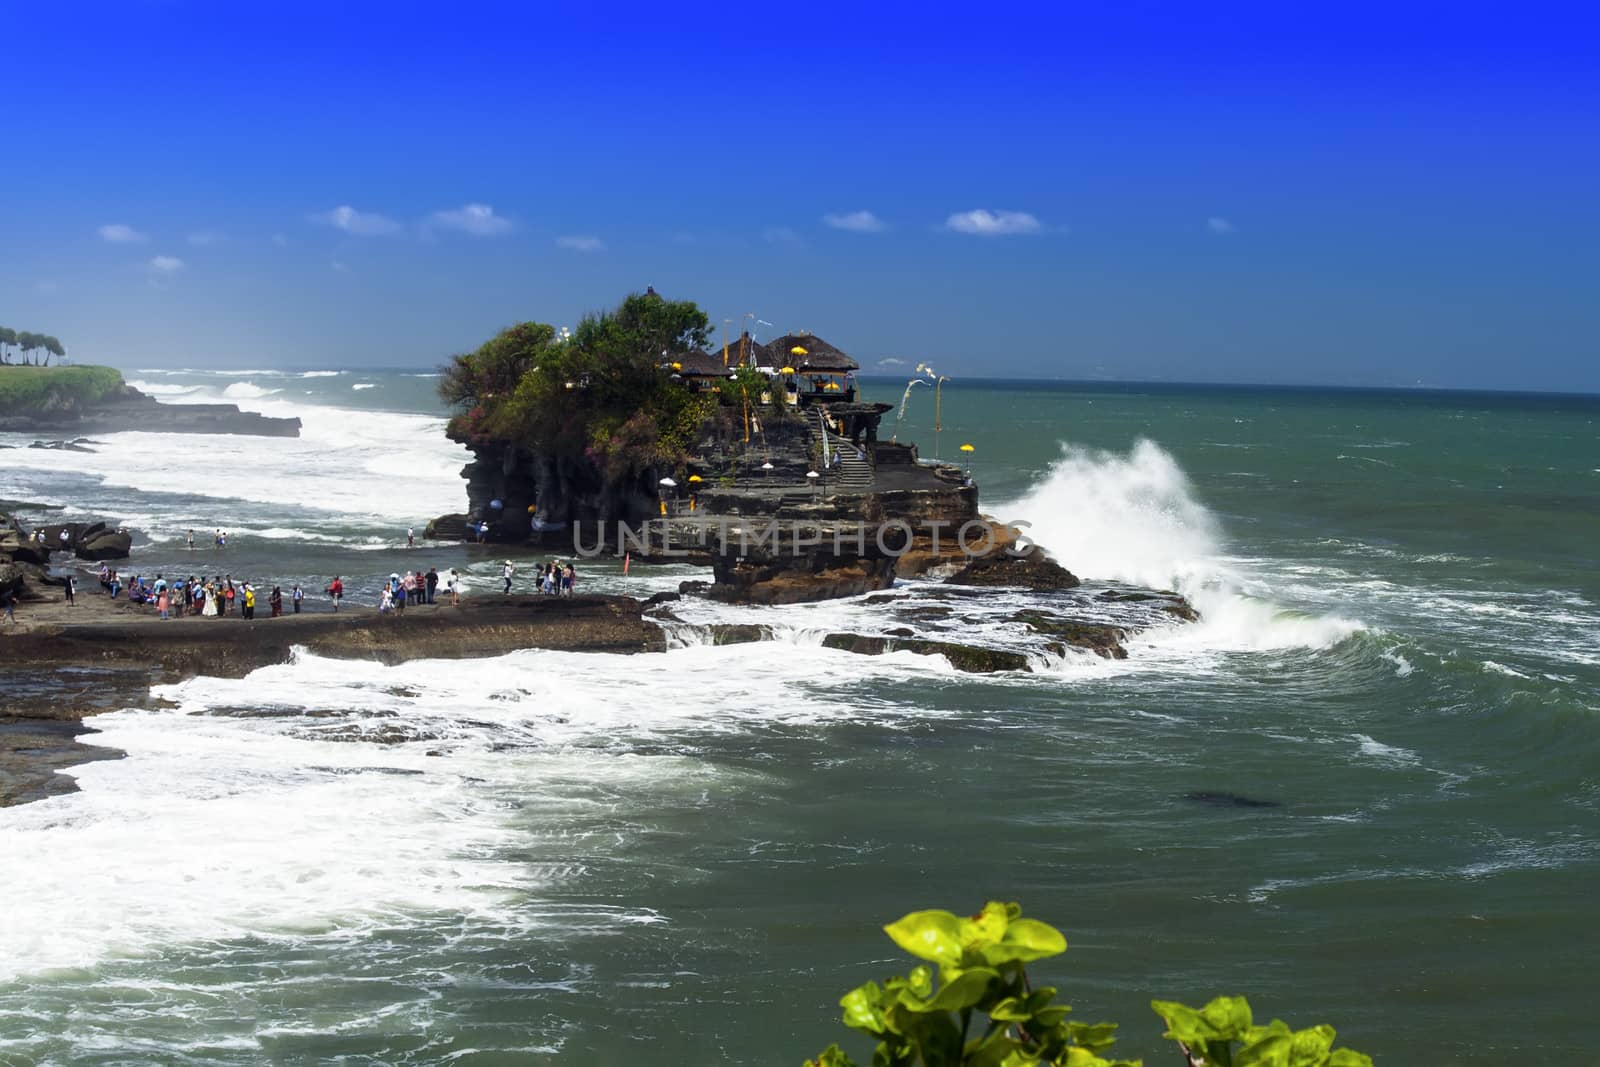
[0,365,123,415]
[439,291,713,478]
[808,901,1371,1067]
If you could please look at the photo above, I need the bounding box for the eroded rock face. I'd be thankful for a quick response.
[704,521,905,605]
[944,548,1080,591]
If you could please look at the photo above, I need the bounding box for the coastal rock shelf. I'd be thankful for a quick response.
[0,380,300,437]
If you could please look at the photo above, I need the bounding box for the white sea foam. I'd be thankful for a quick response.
[0,383,470,525]
[0,643,950,981]
[299,370,343,378]
[221,381,280,399]
[1001,439,1363,652]
[351,382,377,390]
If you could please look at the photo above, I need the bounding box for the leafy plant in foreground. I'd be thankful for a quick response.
[806,902,1372,1067]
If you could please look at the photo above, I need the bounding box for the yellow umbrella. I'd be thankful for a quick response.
[688,474,703,483]
[790,346,808,357]
[780,366,796,374]
[959,444,975,453]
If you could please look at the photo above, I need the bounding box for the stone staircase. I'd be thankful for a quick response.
[809,409,875,493]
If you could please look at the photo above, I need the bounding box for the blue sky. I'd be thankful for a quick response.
[2,2,1597,390]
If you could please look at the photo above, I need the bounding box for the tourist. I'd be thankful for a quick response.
[477,520,488,543]
[406,527,415,548]
[241,583,256,620]
[215,529,224,549]
[562,562,576,596]
[502,559,515,594]
[292,583,303,613]
[1,587,15,626]
[379,585,394,613]
[425,567,438,604]
[59,528,71,550]
[402,570,417,607]
[224,578,236,615]
[157,583,170,620]
[186,529,195,551]
[98,563,110,593]
[64,574,76,606]
[327,576,344,611]
[269,585,283,617]
[109,572,122,600]
[446,568,460,606]
[201,580,217,617]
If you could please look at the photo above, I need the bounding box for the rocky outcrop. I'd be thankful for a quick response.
[1013,610,1129,659]
[944,547,1080,591]
[0,595,648,695]
[36,521,133,562]
[704,521,906,605]
[821,633,1032,673]
[0,384,300,437]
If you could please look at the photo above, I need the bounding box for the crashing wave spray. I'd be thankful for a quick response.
[1002,439,1362,651]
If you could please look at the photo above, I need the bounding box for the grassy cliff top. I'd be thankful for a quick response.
[0,365,126,414]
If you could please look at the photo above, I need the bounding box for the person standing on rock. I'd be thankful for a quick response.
[449,568,463,606]
[242,583,256,620]
[269,585,283,618]
[327,576,344,611]
[425,567,439,604]
[407,527,415,548]
[59,529,70,552]
[292,583,304,613]
[502,560,516,594]
[64,574,76,606]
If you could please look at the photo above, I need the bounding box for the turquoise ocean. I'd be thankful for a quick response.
[1,368,1597,1063]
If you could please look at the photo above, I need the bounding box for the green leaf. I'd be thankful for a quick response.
[884,910,965,964]
[1287,1025,1336,1067]
[1326,1050,1373,1067]
[962,901,1012,948]
[923,967,999,1012]
[990,996,1032,1022]
[907,965,933,999]
[1066,1022,1119,1052]
[804,1043,861,1067]
[982,918,1068,965]
[840,981,888,1035]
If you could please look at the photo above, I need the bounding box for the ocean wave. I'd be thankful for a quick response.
[299,370,344,378]
[1001,439,1364,653]
[352,383,377,391]
[222,381,281,399]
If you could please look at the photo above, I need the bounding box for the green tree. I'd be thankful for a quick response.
[43,335,65,366]
[0,327,15,364]
[808,902,1372,1067]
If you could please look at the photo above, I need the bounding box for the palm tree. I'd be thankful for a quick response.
[0,327,15,365]
[44,336,65,366]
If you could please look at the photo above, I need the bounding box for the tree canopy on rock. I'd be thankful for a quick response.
[439,291,717,483]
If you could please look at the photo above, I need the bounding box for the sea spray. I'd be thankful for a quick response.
[1004,439,1363,651]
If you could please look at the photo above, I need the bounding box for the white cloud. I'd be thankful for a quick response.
[98,223,147,244]
[186,229,223,246]
[878,357,907,367]
[144,255,185,275]
[313,205,402,237]
[429,203,513,236]
[556,235,605,252]
[823,210,887,233]
[763,225,801,244]
[944,209,1042,236]
[1207,216,1235,236]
